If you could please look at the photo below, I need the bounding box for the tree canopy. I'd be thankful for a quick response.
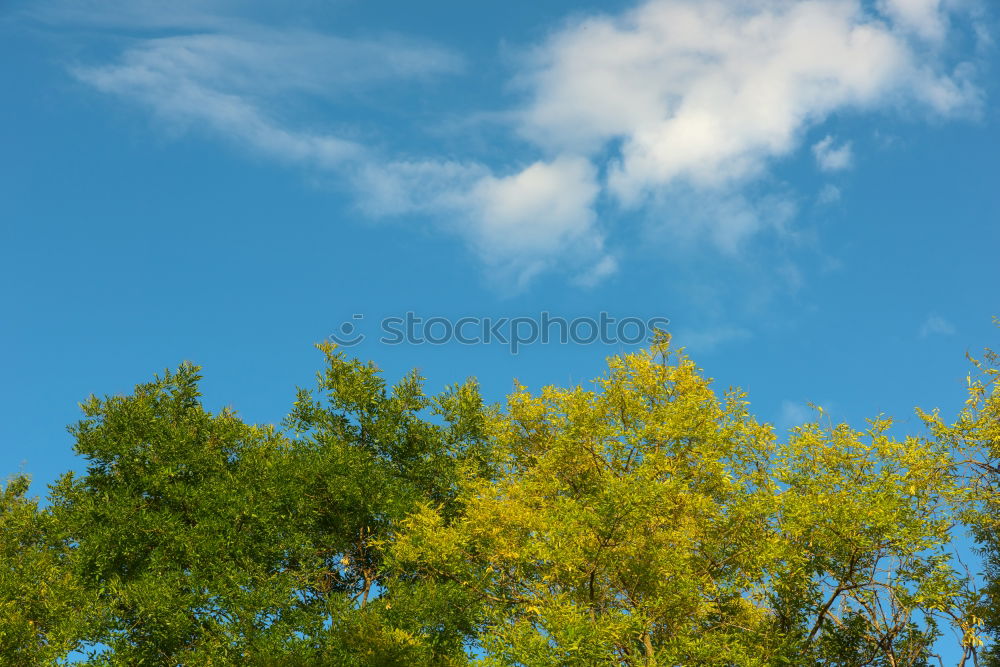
[2,336,998,665]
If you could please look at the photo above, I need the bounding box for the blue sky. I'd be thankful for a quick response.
[3,0,998,476]
[2,0,998,506]
[1,0,998,659]
[0,0,1000,483]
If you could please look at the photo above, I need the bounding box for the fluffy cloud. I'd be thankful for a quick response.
[877,0,951,41]
[519,0,978,205]
[351,156,608,286]
[464,158,601,261]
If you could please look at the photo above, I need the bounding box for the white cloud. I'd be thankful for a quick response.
[70,27,463,168]
[877,0,949,42]
[635,187,798,255]
[27,0,236,29]
[464,158,602,262]
[516,0,980,245]
[817,184,843,204]
[673,325,752,354]
[520,0,977,172]
[574,255,619,288]
[812,136,854,171]
[349,159,490,218]
[348,157,610,287]
[116,31,465,96]
[919,314,957,337]
[54,0,984,286]
[778,400,837,431]
[779,400,813,431]
[75,57,364,169]
[69,25,613,286]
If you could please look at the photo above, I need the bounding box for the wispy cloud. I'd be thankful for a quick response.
[817,184,843,205]
[779,400,813,432]
[919,314,957,337]
[43,0,986,287]
[65,18,613,286]
[812,136,854,171]
[74,49,365,169]
[70,26,464,162]
[673,325,752,354]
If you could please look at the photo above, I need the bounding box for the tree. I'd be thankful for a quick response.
[0,475,90,665]
[277,342,491,664]
[49,362,313,663]
[920,329,1000,666]
[43,347,490,665]
[0,337,993,664]
[392,337,978,665]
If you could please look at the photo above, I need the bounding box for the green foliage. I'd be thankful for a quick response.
[0,475,90,665]
[50,362,315,663]
[1,336,997,664]
[41,351,488,664]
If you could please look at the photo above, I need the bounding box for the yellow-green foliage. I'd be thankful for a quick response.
[393,338,982,665]
[0,476,92,666]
